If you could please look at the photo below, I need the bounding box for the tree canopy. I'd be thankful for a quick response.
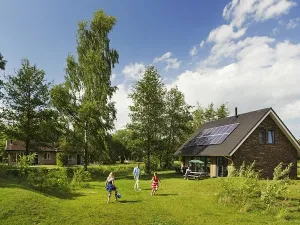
[51,9,119,170]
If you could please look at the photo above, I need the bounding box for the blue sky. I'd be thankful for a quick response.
[1,0,300,137]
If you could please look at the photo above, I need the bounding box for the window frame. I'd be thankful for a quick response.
[267,129,275,144]
[43,152,51,160]
[68,155,73,161]
[259,129,266,144]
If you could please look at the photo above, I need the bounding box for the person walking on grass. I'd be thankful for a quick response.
[133,163,141,190]
[105,172,118,203]
[151,172,161,196]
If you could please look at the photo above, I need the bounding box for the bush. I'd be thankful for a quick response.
[56,152,68,167]
[27,167,70,190]
[17,154,36,182]
[71,167,91,188]
[273,162,293,180]
[219,161,292,213]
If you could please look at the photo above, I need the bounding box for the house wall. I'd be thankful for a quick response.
[233,115,297,179]
[38,152,57,165]
[68,154,79,165]
[210,156,217,177]
[7,151,23,165]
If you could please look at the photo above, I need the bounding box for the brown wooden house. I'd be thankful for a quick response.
[5,140,82,166]
[174,107,300,179]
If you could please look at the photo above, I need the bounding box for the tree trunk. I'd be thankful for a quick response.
[84,124,88,171]
[84,143,88,171]
[25,138,29,156]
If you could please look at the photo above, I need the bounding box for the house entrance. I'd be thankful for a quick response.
[77,155,81,165]
[34,153,39,165]
[216,157,228,177]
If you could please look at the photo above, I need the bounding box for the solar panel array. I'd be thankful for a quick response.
[188,123,239,146]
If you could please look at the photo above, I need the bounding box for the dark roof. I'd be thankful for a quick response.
[5,140,60,152]
[174,107,271,157]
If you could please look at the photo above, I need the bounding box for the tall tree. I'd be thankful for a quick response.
[0,59,58,155]
[51,9,118,170]
[163,86,192,168]
[128,66,165,174]
[0,53,6,71]
[190,102,230,132]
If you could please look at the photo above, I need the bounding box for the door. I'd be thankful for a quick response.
[217,157,228,177]
[34,153,39,165]
[77,155,81,165]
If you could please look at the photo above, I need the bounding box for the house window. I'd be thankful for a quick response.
[43,153,51,160]
[68,155,73,161]
[267,130,275,144]
[259,130,266,144]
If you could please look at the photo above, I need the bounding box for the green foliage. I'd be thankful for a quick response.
[51,9,118,170]
[17,154,36,181]
[190,102,229,132]
[0,52,6,71]
[162,86,192,169]
[128,66,166,174]
[273,162,293,180]
[27,167,70,190]
[56,152,69,167]
[71,167,91,188]
[0,59,60,155]
[220,162,293,213]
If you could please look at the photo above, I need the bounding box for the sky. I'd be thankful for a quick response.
[1,0,300,137]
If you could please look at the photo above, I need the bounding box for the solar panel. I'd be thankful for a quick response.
[188,123,239,146]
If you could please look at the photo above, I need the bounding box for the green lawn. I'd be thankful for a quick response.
[0,171,300,225]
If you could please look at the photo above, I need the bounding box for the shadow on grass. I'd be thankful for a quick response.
[118,200,142,204]
[0,178,85,200]
[155,193,178,196]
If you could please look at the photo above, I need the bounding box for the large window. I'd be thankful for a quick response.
[259,130,266,144]
[68,155,73,161]
[268,130,275,144]
[43,153,51,160]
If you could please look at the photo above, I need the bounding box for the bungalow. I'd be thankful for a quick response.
[5,140,82,166]
[174,107,300,179]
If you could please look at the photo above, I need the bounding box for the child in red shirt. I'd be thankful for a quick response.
[151,172,161,196]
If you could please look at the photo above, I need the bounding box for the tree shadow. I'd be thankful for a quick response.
[118,200,142,204]
[0,178,85,200]
[155,193,178,196]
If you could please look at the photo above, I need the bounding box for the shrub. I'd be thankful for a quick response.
[71,167,91,188]
[27,167,70,190]
[56,152,68,167]
[219,161,292,213]
[273,162,293,180]
[17,153,36,182]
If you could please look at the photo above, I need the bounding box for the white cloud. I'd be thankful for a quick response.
[189,46,197,56]
[170,40,300,137]
[153,52,172,63]
[111,73,117,81]
[112,84,132,130]
[122,62,145,80]
[164,58,181,71]
[207,24,247,43]
[286,17,300,29]
[279,100,300,120]
[153,52,181,71]
[200,40,205,48]
[223,0,296,28]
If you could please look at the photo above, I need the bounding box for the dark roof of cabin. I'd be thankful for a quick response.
[174,107,271,157]
[5,140,60,152]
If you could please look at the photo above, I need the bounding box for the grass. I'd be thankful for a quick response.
[0,168,300,225]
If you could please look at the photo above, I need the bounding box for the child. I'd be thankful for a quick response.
[105,172,118,203]
[151,172,161,196]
